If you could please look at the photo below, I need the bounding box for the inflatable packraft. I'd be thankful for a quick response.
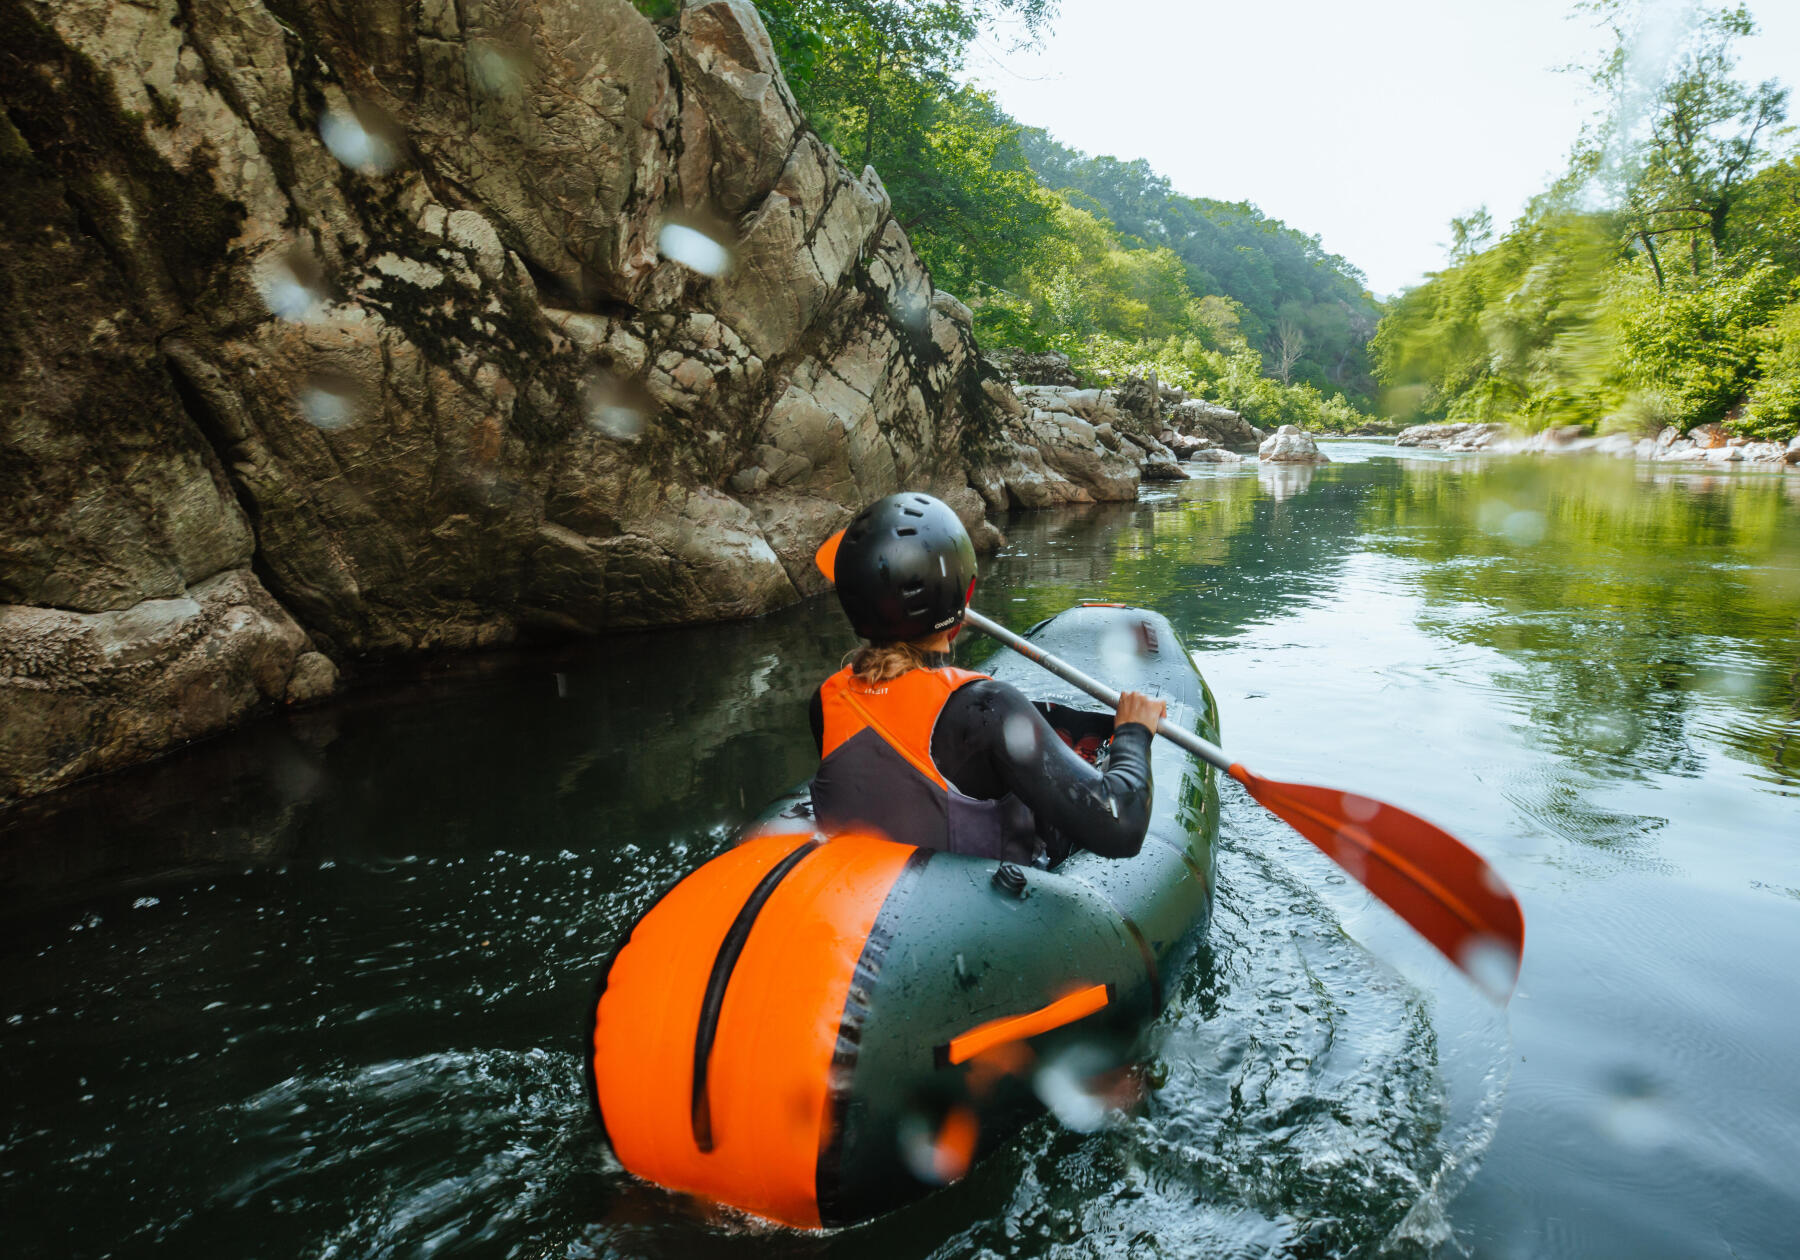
[587,604,1221,1227]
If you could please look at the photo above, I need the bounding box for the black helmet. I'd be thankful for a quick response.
[832,493,977,643]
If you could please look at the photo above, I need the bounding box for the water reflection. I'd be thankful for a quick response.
[0,599,852,912]
[1362,456,1800,792]
[1256,461,1316,500]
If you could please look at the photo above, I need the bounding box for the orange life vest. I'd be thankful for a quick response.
[811,665,1015,857]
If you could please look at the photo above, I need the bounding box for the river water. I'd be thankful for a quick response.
[3,443,1796,1258]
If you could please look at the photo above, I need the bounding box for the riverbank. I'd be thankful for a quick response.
[1395,421,1800,468]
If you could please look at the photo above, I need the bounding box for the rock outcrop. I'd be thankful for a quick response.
[0,0,1130,804]
[975,386,1153,506]
[1394,420,1797,467]
[1647,425,1796,465]
[0,574,317,801]
[982,348,1082,388]
[1395,422,1511,451]
[1258,425,1330,465]
[990,382,1208,497]
[1167,399,1263,450]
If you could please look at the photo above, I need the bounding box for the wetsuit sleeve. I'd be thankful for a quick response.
[808,686,824,755]
[932,679,1155,860]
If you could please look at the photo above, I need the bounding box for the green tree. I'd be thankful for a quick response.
[1018,129,1382,402]
[1727,155,1800,274]
[753,2,1061,296]
[1614,262,1789,425]
[1373,1,1798,441]
[747,0,1376,430]
[1744,299,1800,436]
[758,1,1057,167]
[1581,1,1789,283]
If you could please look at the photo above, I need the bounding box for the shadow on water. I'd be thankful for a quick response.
[4,447,1797,1258]
[0,595,853,913]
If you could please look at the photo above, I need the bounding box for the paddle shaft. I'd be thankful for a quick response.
[962,608,1233,773]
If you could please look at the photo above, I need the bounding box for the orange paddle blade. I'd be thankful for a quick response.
[814,530,845,581]
[1229,766,1524,1002]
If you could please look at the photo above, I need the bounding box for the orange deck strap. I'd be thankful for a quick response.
[937,982,1114,1068]
[593,831,916,1230]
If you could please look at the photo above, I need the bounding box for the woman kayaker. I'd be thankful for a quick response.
[809,492,1164,865]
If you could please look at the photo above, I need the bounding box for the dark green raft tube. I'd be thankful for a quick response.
[588,604,1221,1228]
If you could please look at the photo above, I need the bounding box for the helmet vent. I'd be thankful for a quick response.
[895,526,917,536]
[901,506,924,517]
[902,580,925,595]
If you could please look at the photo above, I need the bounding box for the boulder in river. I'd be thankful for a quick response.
[996,384,1194,491]
[1258,425,1331,465]
[1688,422,1729,449]
[1111,373,1164,429]
[0,572,312,801]
[1739,441,1789,464]
[1395,422,1511,450]
[1168,399,1263,450]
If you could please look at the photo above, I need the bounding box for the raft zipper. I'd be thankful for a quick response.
[690,837,822,1152]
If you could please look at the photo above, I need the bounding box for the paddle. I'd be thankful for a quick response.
[814,531,1525,1002]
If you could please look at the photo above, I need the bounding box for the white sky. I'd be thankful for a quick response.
[970,0,1800,297]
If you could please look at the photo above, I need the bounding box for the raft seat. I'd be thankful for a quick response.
[1039,701,1115,764]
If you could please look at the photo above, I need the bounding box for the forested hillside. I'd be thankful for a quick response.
[1374,3,1799,440]
[631,0,1383,429]
[1018,133,1381,401]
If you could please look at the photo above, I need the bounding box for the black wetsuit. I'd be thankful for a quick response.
[807,671,1155,866]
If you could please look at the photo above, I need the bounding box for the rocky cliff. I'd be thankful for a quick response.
[0,0,1161,805]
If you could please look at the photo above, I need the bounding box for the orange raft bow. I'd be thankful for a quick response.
[592,831,916,1228]
[588,829,1153,1228]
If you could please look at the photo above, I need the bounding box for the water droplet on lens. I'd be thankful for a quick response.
[257,248,327,322]
[1002,712,1038,761]
[319,104,400,174]
[1456,934,1519,1001]
[1097,623,1137,681]
[1033,1044,1112,1133]
[297,372,362,431]
[1332,829,1367,881]
[1339,792,1380,823]
[657,222,733,278]
[470,42,528,97]
[1598,1069,1675,1151]
[1501,509,1546,545]
[582,373,649,440]
[1480,863,1511,900]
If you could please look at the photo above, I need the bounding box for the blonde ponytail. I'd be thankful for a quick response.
[847,639,943,683]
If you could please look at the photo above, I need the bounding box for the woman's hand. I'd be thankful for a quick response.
[1114,690,1166,735]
